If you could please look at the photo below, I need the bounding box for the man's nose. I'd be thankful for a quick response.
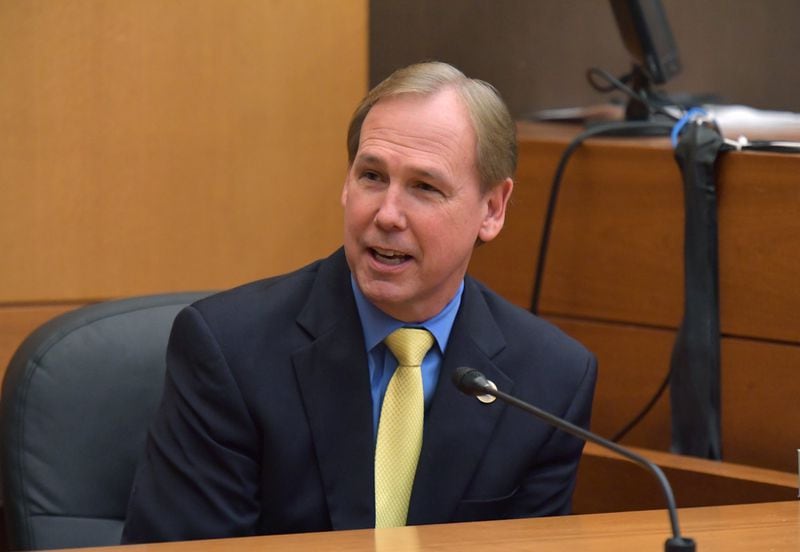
[373,185,407,230]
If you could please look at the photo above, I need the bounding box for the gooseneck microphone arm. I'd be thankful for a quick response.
[451,367,696,552]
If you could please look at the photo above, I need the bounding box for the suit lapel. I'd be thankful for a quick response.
[407,278,514,525]
[292,250,376,530]
[291,254,515,528]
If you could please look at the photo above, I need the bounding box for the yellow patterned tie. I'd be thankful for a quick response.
[374,327,434,528]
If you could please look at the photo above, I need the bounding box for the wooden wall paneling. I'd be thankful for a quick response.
[0,304,84,383]
[0,0,368,304]
[548,316,674,452]
[551,317,800,472]
[468,127,568,309]
[574,443,797,514]
[472,123,800,344]
[469,123,686,326]
[0,1,368,374]
[721,338,800,472]
[534,137,685,328]
[716,153,800,342]
[469,122,800,473]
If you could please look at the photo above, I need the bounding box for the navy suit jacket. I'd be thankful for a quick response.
[122,248,597,543]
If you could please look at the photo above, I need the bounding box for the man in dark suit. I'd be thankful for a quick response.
[122,61,596,542]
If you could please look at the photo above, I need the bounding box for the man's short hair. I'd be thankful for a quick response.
[347,61,517,192]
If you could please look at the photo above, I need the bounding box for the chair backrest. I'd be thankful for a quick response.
[0,292,212,551]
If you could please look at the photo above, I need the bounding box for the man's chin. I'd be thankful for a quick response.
[360,285,407,311]
[357,281,414,318]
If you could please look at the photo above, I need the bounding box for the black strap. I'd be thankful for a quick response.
[669,122,725,459]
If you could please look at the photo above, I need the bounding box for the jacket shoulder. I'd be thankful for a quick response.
[467,276,595,369]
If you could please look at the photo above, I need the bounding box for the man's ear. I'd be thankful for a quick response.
[340,176,349,207]
[478,177,513,243]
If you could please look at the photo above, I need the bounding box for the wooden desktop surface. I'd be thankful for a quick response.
[52,501,800,552]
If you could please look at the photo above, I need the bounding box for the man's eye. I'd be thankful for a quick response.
[416,182,441,194]
[361,171,381,181]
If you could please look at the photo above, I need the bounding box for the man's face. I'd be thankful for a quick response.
[341,88,512,322]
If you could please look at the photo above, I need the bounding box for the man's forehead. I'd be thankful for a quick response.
[367,88,470,126]
[359,92,474,154]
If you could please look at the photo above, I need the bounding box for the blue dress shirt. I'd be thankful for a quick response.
[351,277,464,436]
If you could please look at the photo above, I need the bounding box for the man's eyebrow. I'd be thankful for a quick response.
[354,153,445,182]
[353,153,385,166]
[408,166,445,183]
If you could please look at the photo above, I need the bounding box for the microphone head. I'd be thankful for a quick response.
[452,367,491,396]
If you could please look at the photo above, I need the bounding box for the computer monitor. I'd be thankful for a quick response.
[610,0,681,85]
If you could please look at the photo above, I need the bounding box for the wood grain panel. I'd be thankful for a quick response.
[574,442,797,514]
[0,303,84,384]
[715,153,800,341]
[469,133,565,310]
[0,0,367,303]
[470,122,800,343]
[469,122,800,473]
[40,502,800,551]
[547,317,800,472]
[721,338,800,471]
[548,317,674,451]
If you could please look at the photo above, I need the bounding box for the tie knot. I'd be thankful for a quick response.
[384,328,434,368]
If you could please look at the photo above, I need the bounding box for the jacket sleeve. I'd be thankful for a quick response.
[121,306,261,543]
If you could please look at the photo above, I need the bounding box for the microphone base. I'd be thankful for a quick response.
[666,536,696,551]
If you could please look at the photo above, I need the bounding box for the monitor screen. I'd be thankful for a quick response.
[610,0,681,84]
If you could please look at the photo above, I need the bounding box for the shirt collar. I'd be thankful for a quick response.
[351,276,463,354]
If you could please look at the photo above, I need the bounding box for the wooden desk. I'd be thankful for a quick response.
[468,121,800,472]
[575,443,797,513]
[53,501,800,551]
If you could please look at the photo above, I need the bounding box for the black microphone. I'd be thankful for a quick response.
[452,366,696,552]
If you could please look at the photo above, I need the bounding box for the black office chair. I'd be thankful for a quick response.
[0,291,212,551]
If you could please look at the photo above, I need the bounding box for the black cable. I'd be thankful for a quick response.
[587,68,632,94]
[586,67,641,104]
[532,65,680,441]
[611,366,672,442]
[604,133,800,443]
[586,67,680,122]
[741,140,800,154]
[535,67,797,443]
[532,66,800,444]
[528,119,673,444]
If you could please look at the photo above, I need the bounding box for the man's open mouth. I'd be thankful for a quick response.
[371,247,411,265]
